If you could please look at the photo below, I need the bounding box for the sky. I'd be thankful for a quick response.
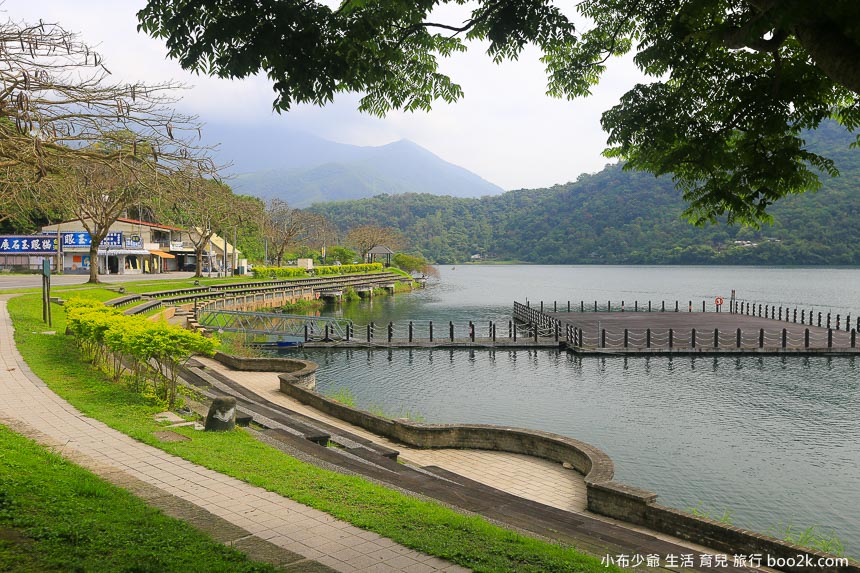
[4,1,648,191]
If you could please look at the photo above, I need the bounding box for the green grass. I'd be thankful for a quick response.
[6,292,619,573]
[0,425,279,573]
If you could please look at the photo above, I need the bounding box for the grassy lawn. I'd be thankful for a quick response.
[5,292,620,573]
[0,425,280,573]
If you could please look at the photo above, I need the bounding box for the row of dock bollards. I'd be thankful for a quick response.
[304,320,553,343]
[528,300,860,332]
[563,325,857,350]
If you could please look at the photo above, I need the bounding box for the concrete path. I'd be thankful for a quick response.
[0,298,467,573]
[194,356,588,513]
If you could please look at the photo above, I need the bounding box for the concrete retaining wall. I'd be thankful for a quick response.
[213,352,317,389]
[276,372,858,573]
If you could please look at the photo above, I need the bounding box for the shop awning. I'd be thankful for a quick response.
[97,249,151,256]
[149,250,176,259]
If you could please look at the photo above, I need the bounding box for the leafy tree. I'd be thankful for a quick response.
[327,245,357,265]
[138,0,860,225]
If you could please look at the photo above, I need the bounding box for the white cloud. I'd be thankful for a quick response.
[4,0,648,190]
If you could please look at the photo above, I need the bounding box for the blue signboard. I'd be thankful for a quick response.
[0,236,59,254]
[60,232,123,248]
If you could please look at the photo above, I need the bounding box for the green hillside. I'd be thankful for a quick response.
[309,123,860,265]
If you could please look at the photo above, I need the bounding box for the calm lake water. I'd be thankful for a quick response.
[290,265,860,554]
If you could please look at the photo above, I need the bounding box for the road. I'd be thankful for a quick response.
[0,271,198,291]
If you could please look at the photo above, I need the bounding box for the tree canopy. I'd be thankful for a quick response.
[138,0,860,225]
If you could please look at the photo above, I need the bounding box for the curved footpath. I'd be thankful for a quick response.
[0,297,466,573]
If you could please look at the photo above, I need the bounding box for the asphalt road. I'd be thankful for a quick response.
[0,271,199,290]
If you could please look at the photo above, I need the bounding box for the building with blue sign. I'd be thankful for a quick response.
[2,217,243,275]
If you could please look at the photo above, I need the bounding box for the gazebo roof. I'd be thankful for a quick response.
[368,245,394,255]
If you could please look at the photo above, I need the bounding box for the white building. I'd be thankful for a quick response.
[37,218,243,275]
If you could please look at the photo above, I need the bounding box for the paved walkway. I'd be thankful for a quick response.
[194,356,588,513]
[0,298,467,573]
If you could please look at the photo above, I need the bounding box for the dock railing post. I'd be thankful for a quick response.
[492,322,497,342]
[736,328,741,348]
[555,322,560,342]
[388,322,393,342]
[837,315,841,330]
[827,313,831,328]
[669,328,674,349]
[805,329,810,348]
[409,321,413,343]
[449,321,454,342]
[847,314,851,332]
[782,329,787,349]
[368,322,373,342]
[714,328,719,348]
[851,329,856,348]
[429,321,434,341]
[759,328,764,348]
[828,328,833,348]
[691,328,696,348]
[624,329,628,348]
[702,300,706,313]
[646,328,651,348]
[513,323,517,342]
[304,324,309,342]
[508,320,512,338]
[554,301,557,312]
[601,329,606,348]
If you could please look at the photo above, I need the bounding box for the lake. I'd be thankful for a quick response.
[290,265,860,555]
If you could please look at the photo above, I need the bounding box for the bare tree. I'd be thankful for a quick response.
[45,158,150,284]
[345,225,403,261]
[161,175,236,278]
[0,18,215,227]
[263,199,330,266]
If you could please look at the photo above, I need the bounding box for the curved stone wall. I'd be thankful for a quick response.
[275,371,613,485]
[212,352,317,389]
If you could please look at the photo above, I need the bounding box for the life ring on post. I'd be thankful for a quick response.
[715,296,724,306]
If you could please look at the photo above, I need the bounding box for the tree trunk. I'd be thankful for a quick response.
[88,242,100,284]
[194,245,204,278]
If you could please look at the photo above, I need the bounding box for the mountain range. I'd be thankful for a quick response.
[202,124,504,207]
[307,121,860,265]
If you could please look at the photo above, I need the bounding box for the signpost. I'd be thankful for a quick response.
[41,259,52,327]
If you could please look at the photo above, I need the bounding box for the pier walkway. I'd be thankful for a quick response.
[514,301,859,355]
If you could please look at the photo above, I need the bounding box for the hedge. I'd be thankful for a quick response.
[251,263,383,279]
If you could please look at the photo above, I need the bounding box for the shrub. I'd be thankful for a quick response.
[66,297,216,408]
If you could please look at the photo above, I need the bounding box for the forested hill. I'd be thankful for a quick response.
[309,122,860,265]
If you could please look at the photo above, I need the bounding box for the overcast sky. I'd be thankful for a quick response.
[5,1,647,191]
